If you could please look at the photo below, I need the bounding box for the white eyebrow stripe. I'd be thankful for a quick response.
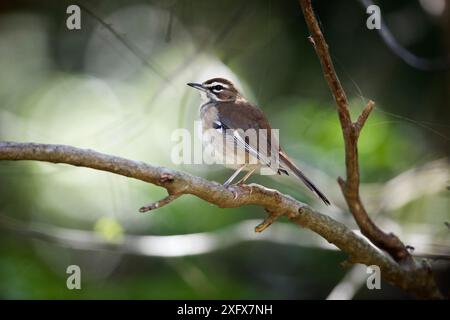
[205,82,230,89]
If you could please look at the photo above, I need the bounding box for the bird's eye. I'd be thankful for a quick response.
[212,85,223,91]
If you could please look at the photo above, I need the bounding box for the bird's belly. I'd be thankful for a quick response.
[202,126,260,170]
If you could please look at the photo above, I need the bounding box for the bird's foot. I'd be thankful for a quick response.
[223,182,239,200]
[224,183,254,200]
[237,182,253,194]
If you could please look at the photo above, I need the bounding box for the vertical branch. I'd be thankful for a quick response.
[298,0,414,265]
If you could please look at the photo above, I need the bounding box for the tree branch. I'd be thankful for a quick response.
[0,141,443,298]
[355,100,375,135]
[298,0,414,266]
[139,194,181,213]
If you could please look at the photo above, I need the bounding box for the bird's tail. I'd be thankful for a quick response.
[279,151,330,205]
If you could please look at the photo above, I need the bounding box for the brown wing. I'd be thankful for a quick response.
[216,100,273,131]
[216,100,282,170]
[216,101,330,204]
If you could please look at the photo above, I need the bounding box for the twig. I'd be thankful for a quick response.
[355,100,375,134]
[358,0,450,71]
[0,141,442,298]
[255,209,280,233]
[298,0,414,266]
[78,3,170,83]
[139,194,181,212]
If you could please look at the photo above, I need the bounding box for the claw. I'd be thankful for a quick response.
[238,183,254,194]
[226,185,239,200]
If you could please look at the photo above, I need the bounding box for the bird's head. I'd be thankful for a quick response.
[187,78,241,103]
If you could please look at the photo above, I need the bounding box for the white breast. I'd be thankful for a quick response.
[201,121,260,169]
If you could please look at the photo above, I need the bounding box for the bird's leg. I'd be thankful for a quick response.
[235,167,257,185]
[223,164,246,187]
[235,167,258,195]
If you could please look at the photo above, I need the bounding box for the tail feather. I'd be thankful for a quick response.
[279,152,330,205]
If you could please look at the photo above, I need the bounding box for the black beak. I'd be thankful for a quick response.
[187,82,205,91]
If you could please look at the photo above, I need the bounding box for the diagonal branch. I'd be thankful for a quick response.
[0,141,442,298]
[139,194,181,212]
[299,0,413,266]
[355,100,375,135]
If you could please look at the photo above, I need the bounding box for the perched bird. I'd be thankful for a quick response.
[187,77,330,205]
